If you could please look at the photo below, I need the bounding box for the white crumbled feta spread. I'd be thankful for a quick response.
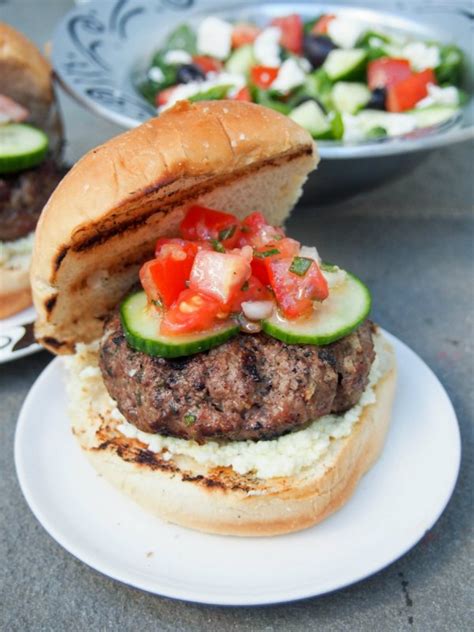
[197,16,233,60]
[327,17,366,49]
[0,232,34,271]
[416,83,459,108]
[402,42,440,72]
[253,26,281,68]
[148,66,165,83]
[272,58,306,93]
[67,334,390,479]
[158,72,245,111]
[163,49,193,65]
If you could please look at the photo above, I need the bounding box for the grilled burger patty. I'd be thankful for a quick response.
[100,309,375,442]
[0,159,66,242]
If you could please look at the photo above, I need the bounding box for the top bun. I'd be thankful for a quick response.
[31,100,318,354]
[0,22,63,152]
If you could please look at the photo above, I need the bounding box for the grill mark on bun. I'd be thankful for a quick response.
[65,148,312,258]
[94,435,255,493]
[45,295,57,314]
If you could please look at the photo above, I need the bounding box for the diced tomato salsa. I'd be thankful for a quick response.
[139,205,330,335]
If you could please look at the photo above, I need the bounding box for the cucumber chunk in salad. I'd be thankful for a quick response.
[323,49,367,81]
[262,271,371,346]
[289,101,343,140]
[121,291,239,358]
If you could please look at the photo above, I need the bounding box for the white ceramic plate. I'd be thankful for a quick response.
[15,330,460,606]
[0,306,41,363]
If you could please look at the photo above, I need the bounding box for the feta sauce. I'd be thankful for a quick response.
[67,335,390,480]
[272,58,306,93]
[197,17,232,60]
[163,49,193,65]
[0,232,34,271]
[253,27,281,68]
[327,18,366,49]
[402,42,440,72]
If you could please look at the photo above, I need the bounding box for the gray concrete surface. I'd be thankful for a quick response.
[1,1,473,630]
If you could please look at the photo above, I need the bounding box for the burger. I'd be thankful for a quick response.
[0,22,65,318]
[31,100,396,536]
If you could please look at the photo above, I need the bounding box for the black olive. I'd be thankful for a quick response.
[176,63,206,84]
[303,35,337,69]
[366,87,386,110]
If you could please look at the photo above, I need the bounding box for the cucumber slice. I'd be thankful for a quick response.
[323,49,367,81]
[262,272,371,346]
[120,291,239,358]
[289,100,331,137]
[409,105,459,128]
[331,82,371,114]
[0,124,49,174]
[225,44,255,75]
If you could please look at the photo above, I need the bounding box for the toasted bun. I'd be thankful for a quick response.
[31,100,318,354]
[69,336,396,536]
[0,273,31,318]
[0,22,53,121]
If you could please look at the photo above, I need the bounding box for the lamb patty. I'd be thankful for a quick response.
[100,310,375,442]
[0,159,66,242]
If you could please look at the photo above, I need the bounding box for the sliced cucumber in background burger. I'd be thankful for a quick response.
[0,123,49,174]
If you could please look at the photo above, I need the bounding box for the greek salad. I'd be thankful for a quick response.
[138,13,466,142]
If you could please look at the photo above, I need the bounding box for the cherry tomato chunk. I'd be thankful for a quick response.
[232,24,260,48]
[192,55,223,74]
[311,14,336,35]
[190,249,251,304]
[271,14,303,54]
[181,205,241,248]
[266,256,328,319]
[250,66,279,89]
[233,86,253,102]
[140,248,195,309]
[160,289,224,335]
[229,276,273,312]
[367,58,411,90]
[387,69,436,112]
[240,212,286,248]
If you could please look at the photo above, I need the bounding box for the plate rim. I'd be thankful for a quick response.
[14,329,461,606]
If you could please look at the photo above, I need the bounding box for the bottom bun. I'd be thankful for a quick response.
[0,268,32,318]
[68,335,396,537]
[1,233,34,318]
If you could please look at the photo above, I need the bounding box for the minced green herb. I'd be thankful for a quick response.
[184,413,197,426]
[218,225,236,241]
[254,248,280,259]
[210,239,225,253]
[289,257,312,276]
[241,280,249,292]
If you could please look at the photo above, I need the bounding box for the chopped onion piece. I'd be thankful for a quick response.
[241,300,274,321]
